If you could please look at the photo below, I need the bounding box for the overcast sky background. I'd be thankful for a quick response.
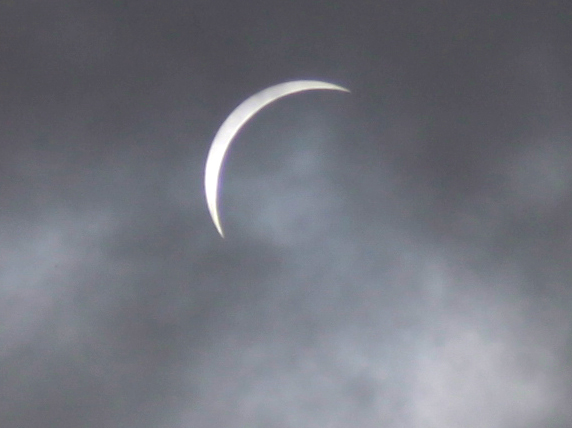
[1,1,572,427]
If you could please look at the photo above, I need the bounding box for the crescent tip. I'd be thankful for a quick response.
[215,221,225,238]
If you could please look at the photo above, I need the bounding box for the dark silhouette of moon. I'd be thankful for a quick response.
[204,80,350,237]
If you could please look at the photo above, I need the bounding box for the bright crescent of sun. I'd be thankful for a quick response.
[204,80,350,238]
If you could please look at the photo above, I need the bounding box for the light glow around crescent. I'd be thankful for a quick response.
[204,80,350,237]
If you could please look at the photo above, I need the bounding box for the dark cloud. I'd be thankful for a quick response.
[1,1,571,427]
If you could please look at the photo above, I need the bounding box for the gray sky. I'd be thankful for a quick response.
[1,1,571,427]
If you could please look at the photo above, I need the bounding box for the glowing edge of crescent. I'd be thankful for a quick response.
[204,80,350,238]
